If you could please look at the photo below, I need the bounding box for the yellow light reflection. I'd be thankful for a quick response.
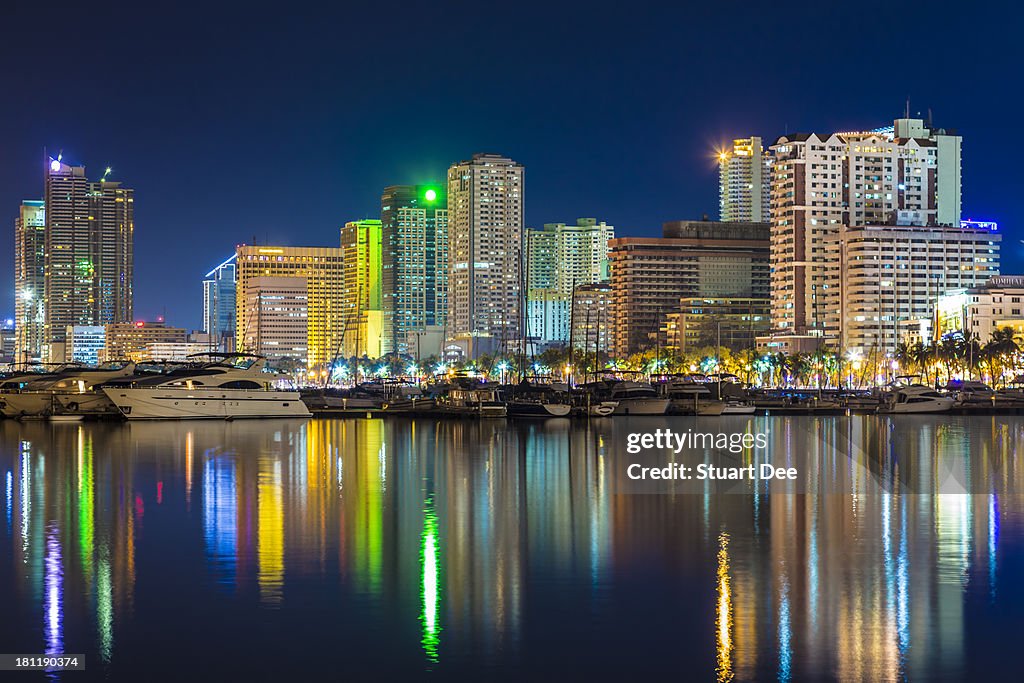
[257,457,284,606]
[716,531,734,683]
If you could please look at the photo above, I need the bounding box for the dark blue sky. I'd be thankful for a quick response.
[3,1,1022,330]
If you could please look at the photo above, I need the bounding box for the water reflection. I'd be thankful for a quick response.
[0,416,1022,679]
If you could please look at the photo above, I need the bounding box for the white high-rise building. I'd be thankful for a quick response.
[834,221,1000,356]
[719,137,771,223]
[446,153,524,357]
[14,200,46,362]
[769,117,963,338]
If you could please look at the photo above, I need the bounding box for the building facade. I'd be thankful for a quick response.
[720,137,771,223]
[14,199,46,362]
[930,274,1024,344]
[446,153,523,357]
[571,282,612,354]
[835,221,1000,356]
[65,325,106,365]
[104,321,186,362]
[340,219,384,358]
[660,297,771,354]
[235,245,346,372]
[380,184,448,356]
[44,157,134,361]
[769,118,962,338]
[608,220,770,357]
[239,276,308,364]
[202,254,237,353]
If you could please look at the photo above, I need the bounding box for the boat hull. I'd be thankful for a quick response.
[102,387,312,419]
[506,402,571,417]
[612,398,670,416]
[0,392,53,417]
[880,399,954,414]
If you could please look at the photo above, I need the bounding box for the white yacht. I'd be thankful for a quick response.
[101,353,311,420]
[878,386,954,414]
[608,381,670,416]
[0,362,137,418]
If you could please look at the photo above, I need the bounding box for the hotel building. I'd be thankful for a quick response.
[660,297,771,355]
[446,153,523,358]
[931,272,1022,343]
[235,245,346,372]
[43,157,134,361]
[239,276,308,363]
[769,117,962,339]
[340,219,384,358]
[835,221,999,355]
[608,220,770,357]
[380,185,448,356]
[570,282,612,354]
[14,199,46,362]
[719,137,771,223]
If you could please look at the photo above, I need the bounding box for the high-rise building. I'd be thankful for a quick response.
[235,245,346,372]
[43,157,134,361]
[1,318,16,363]
[526,218,613,295]
[524,218,614,346]
[608,220,770,357]
[933,274,1024,343]
[719,137,771,223]
[380,185,448,356]
[340,219,384,358]
[769,118,962,338]
[239,276,308,364]
[202,254,237,352]
[14,199,46,362]
[834,221,999,356]
[446,153,524,358]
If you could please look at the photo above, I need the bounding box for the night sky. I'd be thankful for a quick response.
[2,1,1022,330]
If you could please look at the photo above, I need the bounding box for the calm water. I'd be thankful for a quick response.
[1,416,1023,681]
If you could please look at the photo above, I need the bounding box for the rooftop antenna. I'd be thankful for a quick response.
[905,97,910,119]
[927,108,933,128]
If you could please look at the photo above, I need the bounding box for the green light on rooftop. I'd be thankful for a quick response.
[424,189,437,202]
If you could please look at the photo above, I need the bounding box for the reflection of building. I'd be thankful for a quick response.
[835,222,999,355]
[381,185,448,356]
[202,254,236,353]
[934,274,1024,342]
[65,325,106,364]
[103,321,186,361]
[240,276,308,364]
[235,245,346,372]
[340,220,384,358]
[14,200,46,362]
[609,220,769,356]
[719,137,770,223]
[446,154,523,357]
[43,158,134,361]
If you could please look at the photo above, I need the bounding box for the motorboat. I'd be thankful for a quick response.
[1,362,137,418]
[604,381,670,416]
[502,381,571,418]
[720,399,757,415]
[101,353,310,420]
[878,386,954,414]
[436,386,506,417]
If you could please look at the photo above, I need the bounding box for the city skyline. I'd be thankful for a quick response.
[2,3,1021,331]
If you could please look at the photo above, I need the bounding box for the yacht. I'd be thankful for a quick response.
[0,362,137,418]
[435,384,506,417]
[502,381,572,418]
[101,353,310,420]
[603,380,670,416]
[720,399,757,415]
[878,386,954,414]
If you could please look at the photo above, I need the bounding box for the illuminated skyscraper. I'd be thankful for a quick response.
[202,254,237,352]
[340,219,384,358]
[14,200,46,362]
[380,185,448,356]
[446,153,524,357]
[719,137,770,223]
[43,157,134,361]
[235,245,346,373]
